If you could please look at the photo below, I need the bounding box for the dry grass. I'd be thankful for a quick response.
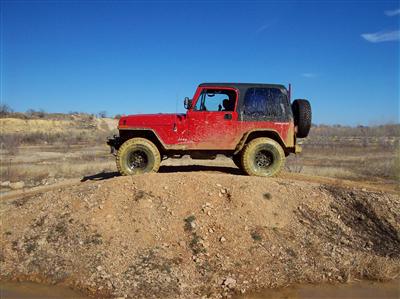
[0,144,115,187]
[286,143,399,183]
[1,161,115,186]
[0,160,115,185]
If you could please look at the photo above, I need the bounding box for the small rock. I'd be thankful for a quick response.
[0,181,10,187]
[216,183,222,187]
[220,236,226,243]
[209,228,214,233]
[223,277,236,289]
[9,181,24,190]
[179,241,186,247]
[96,266,103,271]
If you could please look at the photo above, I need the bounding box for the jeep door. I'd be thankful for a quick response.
[186,87,238,150]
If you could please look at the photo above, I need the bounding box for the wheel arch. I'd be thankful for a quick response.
[235,130,287,154]
[119,129,165,154]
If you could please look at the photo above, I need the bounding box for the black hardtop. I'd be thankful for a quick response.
[199,82,291,122]
[199,82,287,90]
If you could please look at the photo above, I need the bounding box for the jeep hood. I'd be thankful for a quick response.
[119,113,185,128]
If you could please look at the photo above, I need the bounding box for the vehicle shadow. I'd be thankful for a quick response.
[81,165,243,182]
[159,165,243,175]
[81,171,120,182]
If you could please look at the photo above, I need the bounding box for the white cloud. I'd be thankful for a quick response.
[301,73,317,78]
[384,8,400,16]
[255,24,270,33]
[361,30,400,43]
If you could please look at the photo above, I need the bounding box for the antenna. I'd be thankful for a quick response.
[173,93,178,132]
[175,93,179,115]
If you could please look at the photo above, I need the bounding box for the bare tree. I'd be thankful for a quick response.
[98,111,107,118]
[0,104,13,116]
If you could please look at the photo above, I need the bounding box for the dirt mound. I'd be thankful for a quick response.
[1,173,399,298]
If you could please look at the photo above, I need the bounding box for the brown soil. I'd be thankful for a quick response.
[1,173,399,298]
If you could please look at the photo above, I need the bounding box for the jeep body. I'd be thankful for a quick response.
[108,83,311,177]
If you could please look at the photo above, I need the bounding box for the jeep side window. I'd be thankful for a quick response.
[193,89,236,112]
[243,88,287,118]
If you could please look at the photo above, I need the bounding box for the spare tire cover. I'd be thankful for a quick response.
[292,99,312,138]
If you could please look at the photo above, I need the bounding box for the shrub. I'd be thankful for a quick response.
[0,134,21,155]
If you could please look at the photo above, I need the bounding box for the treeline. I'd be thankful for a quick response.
[310,124,400,137]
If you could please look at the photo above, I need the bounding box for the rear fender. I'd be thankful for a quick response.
[234,130,287,155]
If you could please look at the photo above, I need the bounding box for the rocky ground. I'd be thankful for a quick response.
[1,172,399,298]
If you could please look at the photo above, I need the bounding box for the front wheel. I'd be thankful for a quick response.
[116,138,161,175]
[241,138,285,177]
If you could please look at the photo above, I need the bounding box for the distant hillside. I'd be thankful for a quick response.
[0,113,117,150]
[0,116,117,134]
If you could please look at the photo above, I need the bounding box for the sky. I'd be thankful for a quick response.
[1,0,399,125]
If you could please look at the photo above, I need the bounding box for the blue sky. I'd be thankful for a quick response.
[1,0,399,125]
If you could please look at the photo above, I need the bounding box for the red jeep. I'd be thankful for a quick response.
[107,83,311,177]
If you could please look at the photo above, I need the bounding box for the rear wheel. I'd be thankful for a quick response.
[241,138,285,177]
[116,138,161,175]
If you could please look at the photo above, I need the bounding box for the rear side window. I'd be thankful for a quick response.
[243,88,288,118]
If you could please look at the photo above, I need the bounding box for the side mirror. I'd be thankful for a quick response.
[184,97,192,109]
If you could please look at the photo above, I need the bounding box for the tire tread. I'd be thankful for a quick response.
[241,137,285,177]
[116,138,161,175]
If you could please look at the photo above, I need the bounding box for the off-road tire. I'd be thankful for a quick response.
[116,138,161,175]
[241,138,285,177]
[232,154,242,170]
[292,99,312,138]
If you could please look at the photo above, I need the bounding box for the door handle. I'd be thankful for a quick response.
[224,114,232,120]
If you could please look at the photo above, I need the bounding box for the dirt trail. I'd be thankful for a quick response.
[1,172,399,298]
[1,168,397,202]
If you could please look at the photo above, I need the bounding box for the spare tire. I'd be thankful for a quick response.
[292,99,312,138]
